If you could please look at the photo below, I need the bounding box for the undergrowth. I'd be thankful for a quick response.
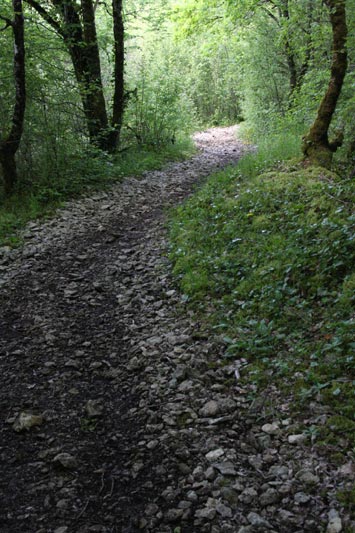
[0,139,194,247]
[169,132,355,456]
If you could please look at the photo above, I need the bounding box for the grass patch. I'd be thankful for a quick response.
[337,485,355,516]
[237,127,302,178]
[169,133,355,455]
[0,138,194,247]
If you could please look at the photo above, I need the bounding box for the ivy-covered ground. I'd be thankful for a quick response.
[169,148,355,478]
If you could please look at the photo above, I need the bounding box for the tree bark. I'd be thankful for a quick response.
[80,0,109,146]
[348,138,355,179]
[53,0,109,148]
[302,0,347,168]
[0,0,26,195]
[108,0,125,151]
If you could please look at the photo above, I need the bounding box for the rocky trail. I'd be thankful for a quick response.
[0,126,353,533]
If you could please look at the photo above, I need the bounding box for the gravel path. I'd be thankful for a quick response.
[0,126,352,533]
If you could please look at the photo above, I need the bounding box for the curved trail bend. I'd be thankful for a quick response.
[0,127,349,532]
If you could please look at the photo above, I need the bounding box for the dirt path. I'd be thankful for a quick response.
[0,127,351,533]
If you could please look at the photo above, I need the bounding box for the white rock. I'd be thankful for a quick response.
[327,509,342,533]
[205,448,224,461]
[261,422,279,435]
[288,433,307,445]
[199,400,219,417]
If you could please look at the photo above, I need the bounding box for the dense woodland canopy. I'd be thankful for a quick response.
[0,0,355,197]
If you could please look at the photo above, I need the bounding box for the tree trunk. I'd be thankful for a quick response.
[0,0,26,195]
[107,0,125,152]
[80,0,109,147]
[302,0,347,168]
[53,0,109,148]
[348,138,355,179]
[0,149,18,196]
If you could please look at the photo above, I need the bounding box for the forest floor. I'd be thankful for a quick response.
[0,126,352,533]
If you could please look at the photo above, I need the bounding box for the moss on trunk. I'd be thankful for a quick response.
[302,0,347,168]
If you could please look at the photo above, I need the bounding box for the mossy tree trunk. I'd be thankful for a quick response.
[0,0,26,195]
[302,0,347,168]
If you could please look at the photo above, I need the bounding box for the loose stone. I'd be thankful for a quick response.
[261,423,279,435]
[164,508,184,522]
[12,412,43,432]
[216,503,232,518]
[195,507,217,520]
[297,470,320,485]
[247,512,272,529]
[327,509,342,533]
[288,434,307,445]
[259,488,279,507]
[200,400,219,417]
[206,449,225,462]
[85,399,103,417]
[52,453,77,470]
[294,491,311,504]
[213,461,237,476]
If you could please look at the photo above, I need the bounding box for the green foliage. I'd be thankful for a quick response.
[124,38,198,146]
[169,141,355,453]
[182,33,243,126]
[337,484,355,515]
[171,3,243,126]
[237,127,302,175]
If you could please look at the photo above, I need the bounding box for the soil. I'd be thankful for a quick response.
[0,127,353,533]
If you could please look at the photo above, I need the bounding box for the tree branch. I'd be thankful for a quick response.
[260,6,280,25]
[24,0,65,37]
[0,15,13,29]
